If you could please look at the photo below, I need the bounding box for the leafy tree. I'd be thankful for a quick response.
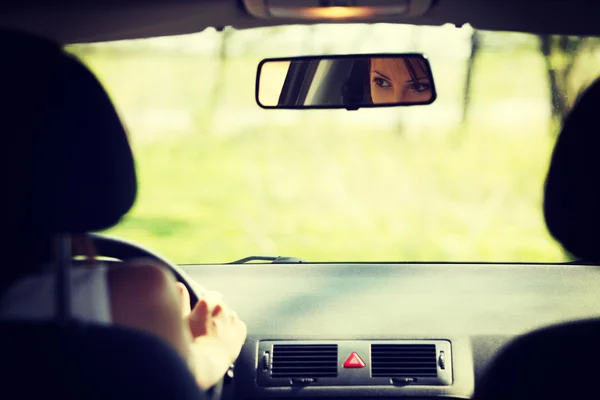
[538,35,585,121]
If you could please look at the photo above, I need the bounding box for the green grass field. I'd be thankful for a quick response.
[66,40,596,264]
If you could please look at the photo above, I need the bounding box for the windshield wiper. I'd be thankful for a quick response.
[228,256,306,264]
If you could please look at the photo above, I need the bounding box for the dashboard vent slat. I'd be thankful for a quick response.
[271,344,338,378]
[371,344,438,378]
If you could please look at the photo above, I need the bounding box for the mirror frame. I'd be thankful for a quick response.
[255,53,437,110]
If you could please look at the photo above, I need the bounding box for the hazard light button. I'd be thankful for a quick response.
[343,352,365,368]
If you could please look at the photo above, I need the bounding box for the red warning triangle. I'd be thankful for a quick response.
[343,352,365,368]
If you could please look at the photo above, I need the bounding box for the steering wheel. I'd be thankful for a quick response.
[87,233,232,400]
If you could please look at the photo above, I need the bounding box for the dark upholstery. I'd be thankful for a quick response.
[475,79,600,399]
[0,30,206,399]
[473,319,600,399]
[0,321,205,400]
[544,78,600,261]
[2,29,136,235]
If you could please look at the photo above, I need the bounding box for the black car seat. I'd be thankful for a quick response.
[544,79,600,263]
[472,78,600,399]
[0,29,206,400]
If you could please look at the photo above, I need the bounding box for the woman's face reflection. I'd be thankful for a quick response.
[369,57,432,104]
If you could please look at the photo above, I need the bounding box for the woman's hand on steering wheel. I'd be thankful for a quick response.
[177,283,247,390]
[88,234,240,398]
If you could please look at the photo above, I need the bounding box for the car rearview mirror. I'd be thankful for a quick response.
[256,54,436,110]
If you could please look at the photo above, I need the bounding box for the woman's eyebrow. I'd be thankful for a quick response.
[374,70,391,80]
[406,77,431,83]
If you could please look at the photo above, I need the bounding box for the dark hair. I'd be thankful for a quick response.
[399,57,433,83]
[342,59,373,107]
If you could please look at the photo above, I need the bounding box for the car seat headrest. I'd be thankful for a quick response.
[1,29,137,235]
[544,78,600,261]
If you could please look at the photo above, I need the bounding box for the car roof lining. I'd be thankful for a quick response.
[0,0,599,45]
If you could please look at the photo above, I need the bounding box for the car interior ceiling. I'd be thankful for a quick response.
[0,0,599,44]
[2,1,600,400]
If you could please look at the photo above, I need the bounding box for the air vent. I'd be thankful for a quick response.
[257,340,452,387]
[371,344,438,377]
[271,344,338,378]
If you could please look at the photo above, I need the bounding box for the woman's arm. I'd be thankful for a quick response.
[107,263,246,390]
[108,264,194,366]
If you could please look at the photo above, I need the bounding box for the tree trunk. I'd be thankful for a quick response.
[462,30,480,125]
[209,28,232,115]
[539,35,569,120]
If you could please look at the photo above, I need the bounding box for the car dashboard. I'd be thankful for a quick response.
[179,263,600,399]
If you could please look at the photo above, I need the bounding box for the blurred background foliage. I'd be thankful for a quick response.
[67,23,600,264]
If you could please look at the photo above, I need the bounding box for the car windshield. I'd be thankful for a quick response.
[67,23,600,264]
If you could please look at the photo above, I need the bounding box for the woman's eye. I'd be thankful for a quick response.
[409,83,431,93]
[373,77,391,88]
